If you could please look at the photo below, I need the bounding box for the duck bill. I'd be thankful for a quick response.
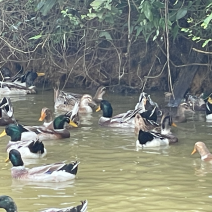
[96,105,101,112]
[39,111,46,121]
[37,72,45,77]
[172,122,177,127]
[0,130,7,137]
[69,120,78,127]
[5,157,9,162]
[191,148,197,155]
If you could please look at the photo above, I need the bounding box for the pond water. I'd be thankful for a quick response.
[0,89,212,212]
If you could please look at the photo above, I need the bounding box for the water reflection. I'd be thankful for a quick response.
[11,179,75,190]
[0,93,35,102]
[192,159,212,176]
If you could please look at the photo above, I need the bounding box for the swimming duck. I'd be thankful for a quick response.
[0,97,16,126]
[160,113,177,136]
[0,123,38,142]
[136,129,169,148]
[134,113,159,135]
[54,86,106,112]
[173,102,194,123]
[140,106,159,122]
[134,92,147,110]
[191,141,212,161]
[39,102,80,128]
[25,110,78,140]
[6,139,47,159]
[6,149,79,182]
[135,114,178,148]
[185,93,205,111]
[54,92,96,113]
[0,195,87,212]
[205,97,212,121]
[39,107,53,127]
[0,123,46,159]
[0,70,45,94]
[96,99,144,128]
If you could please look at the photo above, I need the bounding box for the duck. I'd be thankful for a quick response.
[54,92,96,113]
[39,107,53,127]
[96,99,145,128]
[134,113,159,135]
[0,97,16,126]
[140,106,159,122]
[25,110,79,141]
[0,70,45,94]
[0,123,38,142]
[160,113,177,136]
[54,86,106,113]
[185,93,206,111]
[173,102,194,123]
[0,195,87,212]
[6,149,79,182]
[205,97,212,121]
[191,141,212,161]
[39,102,80,128]
[135,113,178,148]
[0,123,47,159]
[6,139,47,159]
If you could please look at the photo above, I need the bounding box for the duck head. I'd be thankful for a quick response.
[7,149,24,166]
[53,114,78,129]
[0,195,17,212]
[0,124,28,141]
[96,100,113,118]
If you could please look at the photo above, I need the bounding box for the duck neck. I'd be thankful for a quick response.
[161,127,171,135]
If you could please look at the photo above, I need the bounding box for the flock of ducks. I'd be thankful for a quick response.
[1,70,212,211]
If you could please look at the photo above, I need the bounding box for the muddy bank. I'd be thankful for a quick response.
[1,36,212,98]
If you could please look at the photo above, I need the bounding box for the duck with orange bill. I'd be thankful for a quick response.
[191,141,212,161]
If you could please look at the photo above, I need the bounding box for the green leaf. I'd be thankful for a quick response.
[192,36,200,41]
[202,39,212,47]
[153,29,159,41]
[37,0,57,16]
[201,13,212,29]
[176,8,187,20]
[143,1,153,21]
[181,28,189,32]
[99,31,112,40]
[153,1,164,9]
[90,0,105,10]
[29,34,42,40]
[135,26,143,37]
[172,25,179,40]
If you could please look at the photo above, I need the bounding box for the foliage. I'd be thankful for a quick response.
[181,1,212,47]
[0,0,211,88]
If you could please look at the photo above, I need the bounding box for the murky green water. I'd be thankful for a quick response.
[0,90,212,212]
